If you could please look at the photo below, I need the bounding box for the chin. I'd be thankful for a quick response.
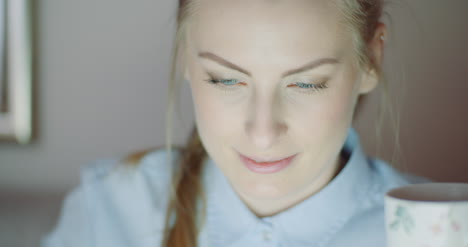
[235,177,291,200]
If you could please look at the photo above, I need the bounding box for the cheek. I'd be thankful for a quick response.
[190,81,240,141]
[291,76,358,137]
[323,86,355,125]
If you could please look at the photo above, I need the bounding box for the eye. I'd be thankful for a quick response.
[287,81,329,93]
[204,76,247,91]
[204,75,329,93]
[205,77,242,86]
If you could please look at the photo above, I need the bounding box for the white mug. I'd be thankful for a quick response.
[385,183,468,247]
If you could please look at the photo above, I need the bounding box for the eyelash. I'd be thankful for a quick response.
[204,77,329,93]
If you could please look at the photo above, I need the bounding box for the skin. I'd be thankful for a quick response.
[183,0,386,217]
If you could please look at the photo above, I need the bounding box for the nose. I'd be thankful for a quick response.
[245,91,287,150]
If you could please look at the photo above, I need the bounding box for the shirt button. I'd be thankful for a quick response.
[262,230,272,241]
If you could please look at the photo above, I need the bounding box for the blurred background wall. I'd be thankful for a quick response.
[0,0,466,246]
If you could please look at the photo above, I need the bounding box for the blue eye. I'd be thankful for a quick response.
[206,78,239,86]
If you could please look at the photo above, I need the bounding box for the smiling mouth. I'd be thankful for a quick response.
[235,148,296,162]
[241,153,296,164]
[237,151,298,174]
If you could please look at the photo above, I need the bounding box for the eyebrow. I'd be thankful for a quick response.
[198,51,340,78]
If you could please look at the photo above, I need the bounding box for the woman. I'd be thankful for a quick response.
[42,0,431,246]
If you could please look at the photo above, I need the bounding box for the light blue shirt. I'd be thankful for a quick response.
[41,127,431,247]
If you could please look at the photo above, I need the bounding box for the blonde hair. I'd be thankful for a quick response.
[124,0,400,246]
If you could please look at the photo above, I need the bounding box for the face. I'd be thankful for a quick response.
[183,0,379,211]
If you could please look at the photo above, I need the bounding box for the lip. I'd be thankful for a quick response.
[238,152,298,174]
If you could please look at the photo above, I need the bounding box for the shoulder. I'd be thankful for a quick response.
[330,158,432,247]
[349,157,432,217]
[81,148,183,200]
[82,147,183,183]
[367,158,433,201]
[41,185,91,247]
[41,148,183,247]
[78,148,183,212]
[359,157,432,222]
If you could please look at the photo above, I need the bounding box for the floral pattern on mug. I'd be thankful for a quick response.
[385,183,468,247]
[389,205,415,235]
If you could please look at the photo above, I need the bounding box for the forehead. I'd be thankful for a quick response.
[188,0,350,66]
